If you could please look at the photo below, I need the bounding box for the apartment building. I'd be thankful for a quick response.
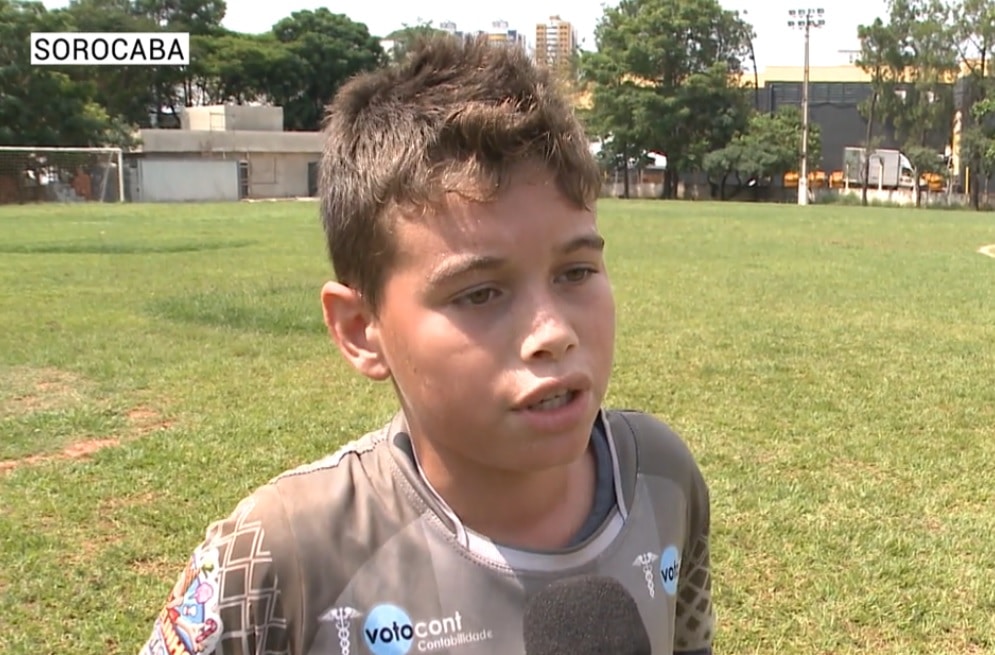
[436,19,527,53]
[534,15,577,80]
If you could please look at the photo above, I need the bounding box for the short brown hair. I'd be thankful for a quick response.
[318,34,601,313]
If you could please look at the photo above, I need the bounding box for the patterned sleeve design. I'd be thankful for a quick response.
[138,493,293,655]
[674,529,714,654]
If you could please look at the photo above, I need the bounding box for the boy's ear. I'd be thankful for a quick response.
[321,281,391,381]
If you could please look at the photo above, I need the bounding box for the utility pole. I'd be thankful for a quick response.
[735,10,760,110]
[788,8,825,206]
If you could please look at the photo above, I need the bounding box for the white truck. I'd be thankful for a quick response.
[842,147,918,189]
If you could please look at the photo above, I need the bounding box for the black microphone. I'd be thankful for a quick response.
[523,574,652,654]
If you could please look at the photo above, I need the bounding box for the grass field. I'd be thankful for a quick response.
[1,199,994,654]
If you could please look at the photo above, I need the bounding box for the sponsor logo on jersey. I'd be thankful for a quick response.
[361,603,493,655]
[659,545,681,596]
[632,552,659,598]
[319,606,361,655]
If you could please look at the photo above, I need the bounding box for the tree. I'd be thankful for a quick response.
[580,44,655,199]
[131,0,226,120]
[61,0,228,122]
[2,1,388,141]
[271,9,386,131]
[703,106,821,200]
[0,0,134,147]
[187,33,306,106]
[855,17,905,206]
[952,0,995,78]
[133,0,226,35]
[384,21,448,63]
[0,0,136,203]
[951,0,995,208]
[581,0,753,199]
[61,0,163,126]
[886,0,957,206]
[960,96,995,203]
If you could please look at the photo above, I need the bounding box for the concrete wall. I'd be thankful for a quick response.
[832,187,970,207]
[128,159,239,202]
[127,152,319,200]
[180,105,284,132]
[136,128,323,154]
[241,152,318,198]
[130,128,322,200]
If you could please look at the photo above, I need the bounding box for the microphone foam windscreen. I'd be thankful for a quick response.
[523,574,652,655]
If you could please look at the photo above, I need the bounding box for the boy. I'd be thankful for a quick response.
[138,35,714,655]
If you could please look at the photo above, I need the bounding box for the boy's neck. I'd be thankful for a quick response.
[411,438,598,552]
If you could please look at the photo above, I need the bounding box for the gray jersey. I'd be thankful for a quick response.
[138,408,714,655]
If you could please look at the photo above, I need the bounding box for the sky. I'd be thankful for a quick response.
[41,0,892,69]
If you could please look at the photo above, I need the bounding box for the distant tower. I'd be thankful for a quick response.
[483,18,527,52]
[838,48,861,65]
[534,15,577,82]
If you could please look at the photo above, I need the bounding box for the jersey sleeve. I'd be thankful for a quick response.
[674,459,715,655]
[137,484,301,655]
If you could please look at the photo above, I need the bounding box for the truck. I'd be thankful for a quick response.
[842,147,918,189]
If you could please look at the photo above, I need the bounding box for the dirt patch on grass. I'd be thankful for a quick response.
[0,366,176,473]
[129,552,181,580]
[99,490,158,512]
[127,405,174,434]
[0,437,122,473]
[0,366,90,418]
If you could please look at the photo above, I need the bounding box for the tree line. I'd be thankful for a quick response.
[581,0,992,204]
[2,0,990,205]
[0,0,394,146]
[856,0,995,207]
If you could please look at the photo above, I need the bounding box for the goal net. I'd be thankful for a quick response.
[0,146,124,204]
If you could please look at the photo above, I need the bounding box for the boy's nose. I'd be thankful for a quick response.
[519,303,578,363]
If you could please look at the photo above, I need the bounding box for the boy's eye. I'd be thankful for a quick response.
[455,287,500,306]
[559,266,596,283]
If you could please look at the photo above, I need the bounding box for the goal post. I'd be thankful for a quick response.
[0,146,126,204]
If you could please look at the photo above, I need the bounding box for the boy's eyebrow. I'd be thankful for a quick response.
[426,233,605,287]
[560,233,605,254]
[427,254,505,287]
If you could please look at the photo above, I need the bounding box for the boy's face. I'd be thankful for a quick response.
[326,163,615,475]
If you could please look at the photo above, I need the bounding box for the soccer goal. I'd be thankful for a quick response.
[0,146,125,204]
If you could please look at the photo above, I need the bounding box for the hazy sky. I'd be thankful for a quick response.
[41,0,892,68]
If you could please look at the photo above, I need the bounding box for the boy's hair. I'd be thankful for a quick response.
[319,34,602,313]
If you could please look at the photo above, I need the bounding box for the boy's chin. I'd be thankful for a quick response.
[503,429,596,475]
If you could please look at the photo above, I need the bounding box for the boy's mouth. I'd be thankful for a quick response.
[513,373,591,412]
[527,390,578,411]
[513,381,590,433]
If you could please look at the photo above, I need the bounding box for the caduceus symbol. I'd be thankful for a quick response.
[326,607,360,655]
[633,553,659,598]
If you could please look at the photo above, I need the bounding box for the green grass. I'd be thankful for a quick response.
[1,199,994,654]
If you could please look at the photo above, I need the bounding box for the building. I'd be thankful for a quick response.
[535,15,577,81]
[754,65,909,175]
[124,105,323,202]
[752,64,956,176]
[432,19,527,54]
[483,19,528,52]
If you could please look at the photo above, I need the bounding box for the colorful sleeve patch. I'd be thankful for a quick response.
[138,622,169,655]
[153,546,224,654]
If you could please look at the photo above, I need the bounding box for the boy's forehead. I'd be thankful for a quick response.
[384,161,596,264]
[396,190,593,251]
[390,202,509,264]
[383,212,597,295]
